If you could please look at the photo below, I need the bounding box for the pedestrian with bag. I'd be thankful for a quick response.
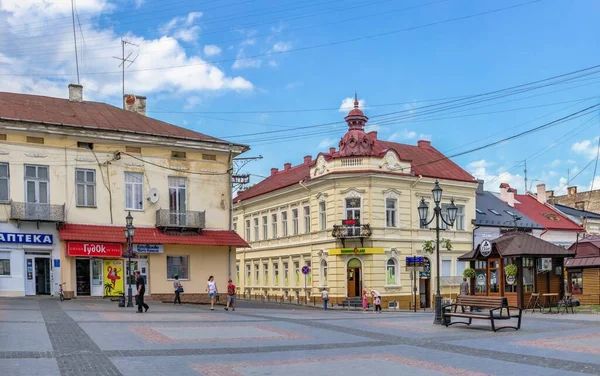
[224,278,236,311]
[173,274,183,305]
[321,288,329,310]
[206,275,217,310]
[135,271,149,313]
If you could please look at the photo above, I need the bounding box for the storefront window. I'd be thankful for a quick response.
[0,252,10,276]
[503,257,517,293]
[246,264,251,285]
[274,263,279,286]
[571,271,583,294]
[263,263,268,285]
[167,256,189,279]
[475,260,487,294]
[523,257,535,293]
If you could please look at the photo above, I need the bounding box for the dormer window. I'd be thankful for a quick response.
[476,208,484,214]
[489,209,501,216]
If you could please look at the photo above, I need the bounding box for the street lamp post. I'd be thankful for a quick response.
[124,211,136,308]
[417,181,458,325]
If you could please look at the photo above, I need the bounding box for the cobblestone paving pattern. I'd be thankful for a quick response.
[1,297,600,375]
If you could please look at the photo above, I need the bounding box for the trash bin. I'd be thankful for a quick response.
[442,306,451,325]
[118,294,126,308]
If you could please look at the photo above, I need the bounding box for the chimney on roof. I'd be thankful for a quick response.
[507,188,516,207]
[329,147,335,155]
[283,162,291,171]
[536,183,547,204]
[270,168,278,176]
[303,155,312,165]
[499,183,510,203]
[68,84,83,102]
[476,179,484,194]
[417,140,431,148]
[568,186,577,197]
[123,94,147,116]
[546,190,554,198]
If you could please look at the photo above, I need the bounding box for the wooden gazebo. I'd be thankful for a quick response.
[459,232,574,308]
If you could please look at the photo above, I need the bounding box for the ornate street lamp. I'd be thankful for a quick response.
[418,181,457,325]
[124,211,136,308]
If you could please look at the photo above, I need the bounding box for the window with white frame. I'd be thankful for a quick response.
[456,260,468,277]
[292,209,299,235]
[455,205,465,230]
[263,262,269,285]
[345,196,361,236]
[233,222,237,233]
[386,198,397,227]
[25,165,49,205]
[386,258,397,285]
[124,172,143,210]
[262,216,268,240]
[246,264,251,285]
[442,259,452,276]
[75,169,96,207]
[319,201,326,230]
[245,219,251,240]
[303,206,310,233]
[282,211,288,236]
[283,262,289,286]
[0,252,10,276]
[271,213,278,238]
[274,262,280,286]
[254,263,259,285]
[294,261,300,285]
[321,259,328,286]
[0,163,9,202]
[166,256,189,279]
[253,217,259,241]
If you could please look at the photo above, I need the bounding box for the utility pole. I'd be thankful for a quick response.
[70,0,80,84]
[523,160,528,193]
[113,39,139,108]
[232,156,263,191]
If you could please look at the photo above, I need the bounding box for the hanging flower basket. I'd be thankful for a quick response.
[505,264,518,277]
[422,240,435,254]
[441,238,453,251]
[463,268,476,279]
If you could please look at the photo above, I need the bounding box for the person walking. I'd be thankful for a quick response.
[362,289,368,312]
[459,277,470,296]
[321,288,329,310]
[374,295,382,313]
[135,271,149,313]
[173,275,183,305]
[225,279,236,311]
[206,276,217,310]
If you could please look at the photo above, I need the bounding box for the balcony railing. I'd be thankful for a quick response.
[10,202,65,223]
[156,209,205,231]
[332,223,372,247]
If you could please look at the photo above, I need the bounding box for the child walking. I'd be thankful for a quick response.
[374,295,382,313]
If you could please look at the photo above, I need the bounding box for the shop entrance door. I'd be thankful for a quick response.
[127,258,149,295]
[347,258,362,297]
[488,258,502,296]
[35,258,51,295]
[76,259,91,296]
[25,256,35,296]
[91,259,104,297]
[419,279,431,308]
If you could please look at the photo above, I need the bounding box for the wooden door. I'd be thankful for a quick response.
[347,267,357,297]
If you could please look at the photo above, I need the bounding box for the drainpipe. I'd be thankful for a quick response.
[411,175,423,188]
[472,225,480,249]
[227,144,233,279]
[299,180,310,192]
[540,230,548,239]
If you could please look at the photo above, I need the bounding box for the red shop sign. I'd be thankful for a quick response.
[67,242,123,258]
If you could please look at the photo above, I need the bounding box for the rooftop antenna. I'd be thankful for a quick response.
[113,39,139,108]
[71,0,80,84]
[523,159,528,193]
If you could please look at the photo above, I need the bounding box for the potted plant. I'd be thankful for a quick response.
[463,268,476,279]
[505,264,518,277]
[441,238,453,251]
[422,240,435,254]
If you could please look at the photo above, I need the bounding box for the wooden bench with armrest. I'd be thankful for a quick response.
[442,295,522,332]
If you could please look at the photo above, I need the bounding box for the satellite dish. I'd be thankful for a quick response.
[125,94,136,106]
[147,188,160,204]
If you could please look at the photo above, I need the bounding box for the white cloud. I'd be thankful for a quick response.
[388,129,417,141]
[590,175,600,191]
[159,12,202,42]
[553,177,568,195]
[135,0,144,8]
[550,159,561,168]
[232,49,262,70]
[271,42,292,52]
[267,60,278,68]
[365,124,381,133]
[567,159,577,164]
[548,171,558,177]
[467,159,523,192]
[319,138,338,148]
[571,137,600,160]
[270,24,286,33]
[203,45,221,56]
[339,97,365,112]
[183,96,201,109]
[240,39,256,46]
[418,133,432,141]
[0,3,252,102]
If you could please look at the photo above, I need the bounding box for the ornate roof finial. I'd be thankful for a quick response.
[354,91,359,109]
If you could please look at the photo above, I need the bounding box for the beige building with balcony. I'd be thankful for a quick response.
[0,85,248,299]
[233,97,478,309]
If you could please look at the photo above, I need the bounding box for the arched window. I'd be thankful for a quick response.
[386,258,397,285]
[321,259,328,286]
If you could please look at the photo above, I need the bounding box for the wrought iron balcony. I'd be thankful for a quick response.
[155,209,205,231]
[332,223,372,247]
[10,201,65,223]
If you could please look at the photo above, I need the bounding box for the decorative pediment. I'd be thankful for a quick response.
[383,188,402,199]
[380,150,409,171]
[340,188,365,198]
[25,152,47,158]
[0,150,9,155]
[315,192,328,201]
[75,157,96,163]
[313,155,328,177]
[385,248,399,258]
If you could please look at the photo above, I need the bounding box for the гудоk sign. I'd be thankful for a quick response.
[67,242,123,258]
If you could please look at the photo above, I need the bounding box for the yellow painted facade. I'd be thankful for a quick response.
[234,167,477,308]
[0,97,244,298]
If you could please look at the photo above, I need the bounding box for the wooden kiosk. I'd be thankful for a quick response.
[458,232,574,309]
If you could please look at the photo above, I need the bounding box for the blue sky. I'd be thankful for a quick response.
[1,0,599,195]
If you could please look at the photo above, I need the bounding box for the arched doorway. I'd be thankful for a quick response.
[347,258,362,297]
[419,257,431,308]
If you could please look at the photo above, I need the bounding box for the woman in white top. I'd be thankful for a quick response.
[206,275,217,310]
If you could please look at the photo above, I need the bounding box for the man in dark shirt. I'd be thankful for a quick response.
[135,270,149,313]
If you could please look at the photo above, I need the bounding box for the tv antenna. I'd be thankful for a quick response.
[70,0,80,84]
[113,39,139,108]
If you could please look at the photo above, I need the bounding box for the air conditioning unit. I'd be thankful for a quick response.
[537,258,552,272]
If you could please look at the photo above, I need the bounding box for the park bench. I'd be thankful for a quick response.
[442,295,522,332]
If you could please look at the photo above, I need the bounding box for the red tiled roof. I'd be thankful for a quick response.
[234,139,475,203]
[59,224,249,247]
[514,194,583,231]
[0,91,243,146]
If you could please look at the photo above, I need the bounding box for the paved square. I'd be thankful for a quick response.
[1,297,600,375]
